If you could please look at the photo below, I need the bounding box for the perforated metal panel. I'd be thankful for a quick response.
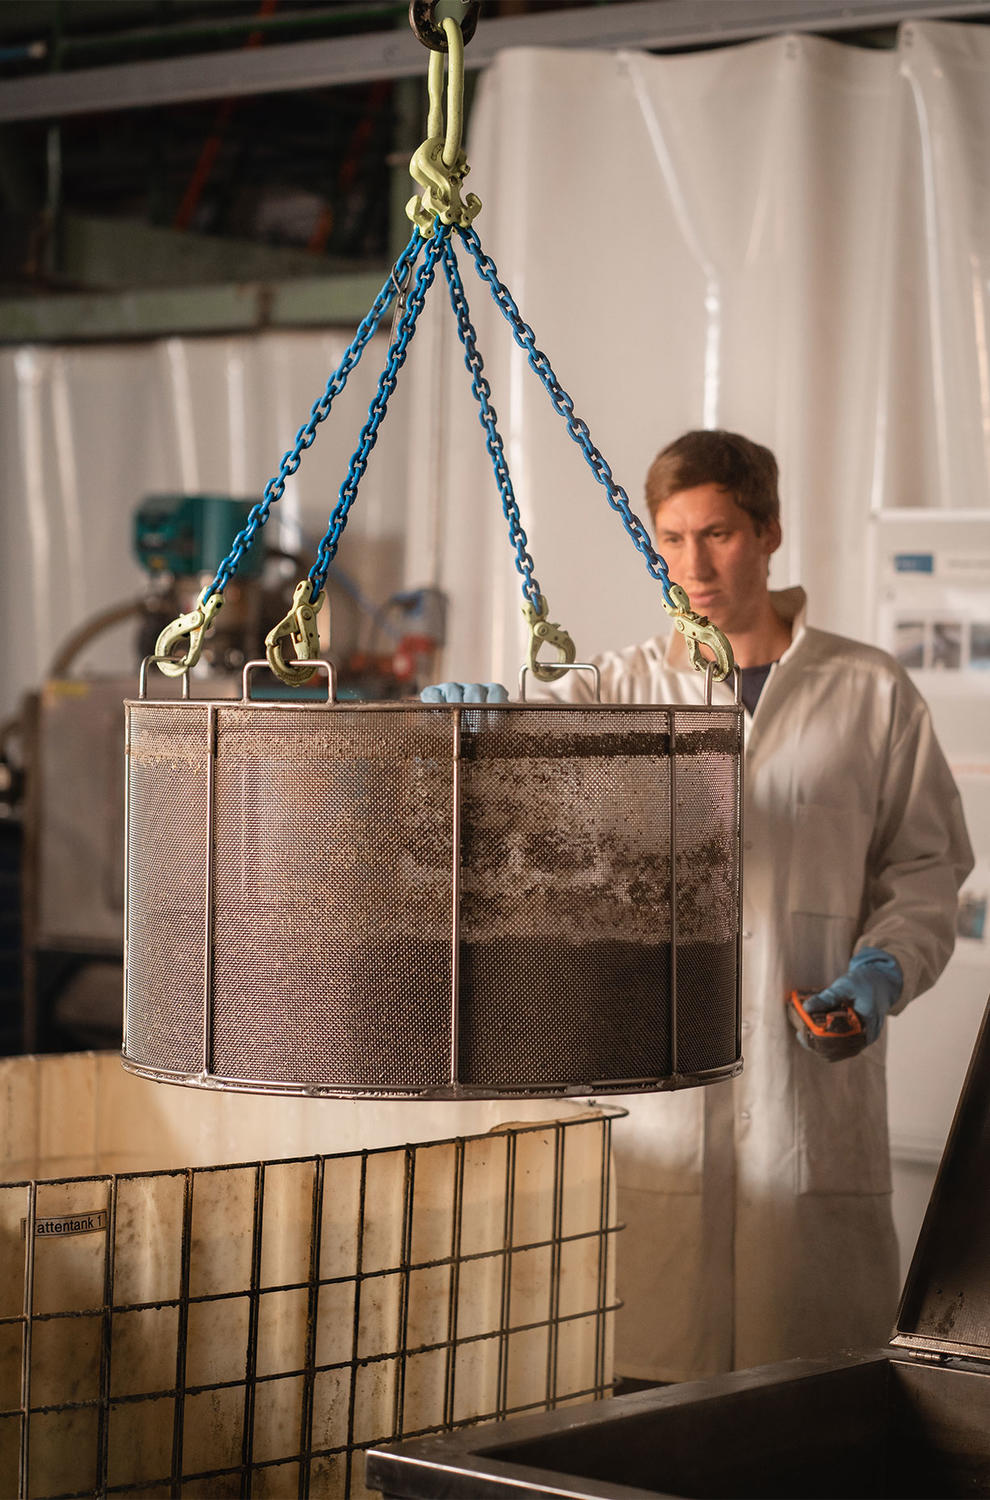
[125,706,210,1074]
[123,692,742,1098]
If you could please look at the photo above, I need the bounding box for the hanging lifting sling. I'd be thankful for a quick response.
[152,3,733,692]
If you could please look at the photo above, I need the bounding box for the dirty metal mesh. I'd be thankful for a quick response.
[209,708,454,1089]
[124,700,740,1094]
[671,711,741,1075]
[458,708,676,1086]
[125,707,209,1074]
[0,1113,619,1500]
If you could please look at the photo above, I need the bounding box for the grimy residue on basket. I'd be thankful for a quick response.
[461,718,740,762]
[462,728,673,760]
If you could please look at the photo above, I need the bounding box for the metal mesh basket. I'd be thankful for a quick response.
[0,1105,618,1500]
[123,683,742,1098]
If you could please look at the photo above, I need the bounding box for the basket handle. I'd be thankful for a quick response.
[517,662,601,703]
[241,659,337,703]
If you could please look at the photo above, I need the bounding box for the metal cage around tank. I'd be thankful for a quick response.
[122,666,743,1099]
[0,1089,620,1500]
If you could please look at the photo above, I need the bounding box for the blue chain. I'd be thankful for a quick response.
[198,215,673,637]
[307,224,451,598]
[202,227,424,601]
[439,235,542,611]
[456,225,675,607]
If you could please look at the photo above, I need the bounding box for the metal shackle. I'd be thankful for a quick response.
[409,0,480,50]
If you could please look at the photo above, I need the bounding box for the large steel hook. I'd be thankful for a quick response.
[154,592,223,677]
[264,580,325,687]
[522,593,577,684]
[662,584,735,681]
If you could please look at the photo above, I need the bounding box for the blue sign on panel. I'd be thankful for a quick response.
[893,553,935,574]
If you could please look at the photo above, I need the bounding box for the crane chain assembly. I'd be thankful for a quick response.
[153,0,732,689]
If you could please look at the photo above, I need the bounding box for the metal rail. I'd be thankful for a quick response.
[1,0,989,122]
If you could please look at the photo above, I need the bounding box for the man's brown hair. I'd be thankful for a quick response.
[645,429,779,534]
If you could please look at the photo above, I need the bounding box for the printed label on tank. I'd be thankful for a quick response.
[21,1210,109,1239]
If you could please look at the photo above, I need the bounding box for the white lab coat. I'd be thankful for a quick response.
[545,587,974,1382]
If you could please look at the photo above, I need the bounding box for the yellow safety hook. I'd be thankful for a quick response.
[154,592,223,677]
[265,580,325,687]
[406,15,481,235]
[522,594,577,684]
[662,583,735,681]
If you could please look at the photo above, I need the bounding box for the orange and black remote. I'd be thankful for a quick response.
[787,990,867,1061]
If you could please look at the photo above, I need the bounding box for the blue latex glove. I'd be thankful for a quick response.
[420,682,509,703]
[802,946,904,1048]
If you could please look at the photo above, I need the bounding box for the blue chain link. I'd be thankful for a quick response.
[307,225,451,598]
[202,227,424,602]
[439,235,542,611]
[200,214,673,635]
[456,225,675,607]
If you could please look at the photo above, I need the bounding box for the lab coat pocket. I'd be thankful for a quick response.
[788,802,873,993]
[794,1039,893,1196]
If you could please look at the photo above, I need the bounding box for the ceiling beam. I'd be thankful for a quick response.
[1,0,990,122]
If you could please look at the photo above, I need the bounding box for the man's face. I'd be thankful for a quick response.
[651,483,781,635]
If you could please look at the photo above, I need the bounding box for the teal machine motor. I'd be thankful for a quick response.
[134,494,267,673]
[135,494,265,581]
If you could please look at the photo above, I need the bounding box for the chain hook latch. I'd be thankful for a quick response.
[265,579,325,686]
[154,592,223,678]
[662,583,735,681]
[407,10,481,235]
[522,594,577,683]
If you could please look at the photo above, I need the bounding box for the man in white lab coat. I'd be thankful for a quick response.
[549,429,974,1382]
[426,428,973,1383]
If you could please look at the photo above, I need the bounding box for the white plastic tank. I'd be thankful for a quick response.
[0,1053,618,1499]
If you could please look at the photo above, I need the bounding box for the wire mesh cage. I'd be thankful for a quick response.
[122,688,743,1098]
[0,1053,619,1500]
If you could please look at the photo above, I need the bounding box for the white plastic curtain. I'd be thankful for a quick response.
[402,18,990,688]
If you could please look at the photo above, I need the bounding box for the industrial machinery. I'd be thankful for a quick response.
[133,493,447,694]
[11,493,268,1056]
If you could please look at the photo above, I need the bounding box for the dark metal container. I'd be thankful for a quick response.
[123,669,742,1099]
[366,993,990,1498]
